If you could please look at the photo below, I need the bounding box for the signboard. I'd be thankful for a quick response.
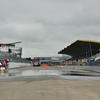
[51,58,59,60]
[39,57,51,60]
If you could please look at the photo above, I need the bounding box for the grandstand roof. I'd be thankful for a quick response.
[0,41,22,45]
[58,40,100,58]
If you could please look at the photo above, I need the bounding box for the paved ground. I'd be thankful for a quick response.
[0,80,100,100]
[8,65,100,73]
[7,65,62,70]
[0,65,100,100]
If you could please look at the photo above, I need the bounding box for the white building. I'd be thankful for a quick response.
[0,41,22,58]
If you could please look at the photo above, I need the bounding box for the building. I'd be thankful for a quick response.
[0,41,22,58]
[39,56,70,64]
[58,40,100,66]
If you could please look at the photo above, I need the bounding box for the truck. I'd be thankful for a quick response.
[32,57,41,66]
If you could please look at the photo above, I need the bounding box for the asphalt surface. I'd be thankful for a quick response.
[0,65,100,100]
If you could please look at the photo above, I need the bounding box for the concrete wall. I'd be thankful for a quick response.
[8,62,31,68]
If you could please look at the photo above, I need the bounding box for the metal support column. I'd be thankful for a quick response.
[89,42,92,57]
[87,44,90,58]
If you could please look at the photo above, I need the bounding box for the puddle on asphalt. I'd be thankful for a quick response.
[1,70,100,77]
[0,70,59,77]
[61,71,100,77]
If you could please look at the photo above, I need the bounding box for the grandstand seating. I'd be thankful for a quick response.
[88,53,100,61]
[0,51,10,60]
[0,51,30,63]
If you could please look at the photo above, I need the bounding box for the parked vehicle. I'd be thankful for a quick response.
[32,57,41,66]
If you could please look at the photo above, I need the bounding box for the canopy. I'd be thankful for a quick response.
[58,40,100,58]
[0,41,22,45]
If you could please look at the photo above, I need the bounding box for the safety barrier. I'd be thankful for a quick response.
[89,61,100,66]
[8,62,31,68]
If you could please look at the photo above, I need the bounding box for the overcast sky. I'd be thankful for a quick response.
[0,0,100,58]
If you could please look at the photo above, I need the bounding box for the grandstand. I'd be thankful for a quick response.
[58,40,100,66]
[0,42,30,63]
[0,41,22,58]
[0,51,10,60]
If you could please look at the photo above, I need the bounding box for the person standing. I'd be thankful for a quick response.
[3,60,6,68]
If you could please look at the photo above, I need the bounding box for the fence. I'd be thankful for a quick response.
[89,61,100,66]
[72,61,100,66]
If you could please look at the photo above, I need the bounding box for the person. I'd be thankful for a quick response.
[0,60,6,74]
[6,59,9,68]
[0,60,6,68]
[0,62,2,68]
[3,60,6,68]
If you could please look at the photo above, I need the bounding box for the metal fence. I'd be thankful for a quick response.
[72,61,100,66]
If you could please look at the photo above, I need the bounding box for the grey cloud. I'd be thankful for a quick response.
[0,0,100,57]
